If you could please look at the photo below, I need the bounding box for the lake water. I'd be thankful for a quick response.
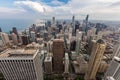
[0,19,35,33]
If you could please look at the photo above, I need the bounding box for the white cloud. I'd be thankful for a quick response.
[1,0,120,20]
[51,0,65,6]
[0,7,26,13]
[98,0,120,3]
[14,1,45,13]
[0,7,28,19]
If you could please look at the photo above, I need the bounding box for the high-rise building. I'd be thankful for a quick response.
[11,33,18,45]
[69,27,72,40]
[85,39,106,80]
[105,57,120,80]
[85,14,89,35]
[21,35,30,45]
[17,32,23,45]
[88,39,97,55]
[75,21,80,33]
[46,21,51,27]
[53,39,64,73]
[0,32,10,46]
[98,61,108,73]
[0,27,2,32]
[91,27,96,37]
[85,14,89,22]
[30,31,36,42]
[52,17,55,25]
[44,56,52,74]
[105,40,120,80]
[113,42,120,58]
[0,36,4,46]
[72,15,75,34]
[96,31,103,40]
[87,29,92,39]
[47,41,53,53]
[64,53,69,74]
[73,54,88,74]
[12,27,18,37]
[76,31,82,54]
[0,48,43,80]
[70,40,76,51]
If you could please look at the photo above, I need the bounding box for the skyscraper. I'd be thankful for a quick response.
[105,40,120,80]
[0,32,10,46]
[44,56,52,74]
[11,33,18,45]
[85,14,89,35]
[52,17,55,25]
[0,27,2,32]
[85,39,106,80]
[12,27,18,36]
[64,53,69,74]
[72,15,75,34]
[0,48,43,80]
[21,35,30,45]
[76,31,82,54]
[113,42,120,58]
[88,39,97,55]
[85,14,89,22]
[105,57,120,80]
[53,39,64,73]
[69,27,72,40]
[30,31,36,42]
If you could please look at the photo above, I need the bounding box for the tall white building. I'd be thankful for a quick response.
[76,31,82,54]
[87,27,97,40]
[11,33,18,45]
[90,27,96,37]
[0,48,43,80]
[69,27,72,41]
[30,31,36,42]
[64,53,69,74]
[0,32,10,46]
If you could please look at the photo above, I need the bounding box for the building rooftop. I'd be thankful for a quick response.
[0,48,38,58]
[114,56,120,62]
[97,39,105,44]
[53,39,64,42]
[44,56,52,62]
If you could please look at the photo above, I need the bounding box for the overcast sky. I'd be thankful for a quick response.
[0,0,120,21]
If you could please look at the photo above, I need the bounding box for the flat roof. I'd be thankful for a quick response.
[44,56,52,62]
[0,48,38,58]
[53,39,64,42]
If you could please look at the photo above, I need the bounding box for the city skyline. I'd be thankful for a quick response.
[0,0,120,21]
[0,0,120,80]
[0,15,120,80]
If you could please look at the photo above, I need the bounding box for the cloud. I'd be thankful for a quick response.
[14,1,45,13]
[97,0,120,3]
[0,7,28,19]
[51,0,65,6]
[0,7,26,13]
[1,0,120,20]
[109,1,120,7]
[14,0,71,16]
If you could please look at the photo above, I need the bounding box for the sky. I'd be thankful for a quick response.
[0,0,120,21]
